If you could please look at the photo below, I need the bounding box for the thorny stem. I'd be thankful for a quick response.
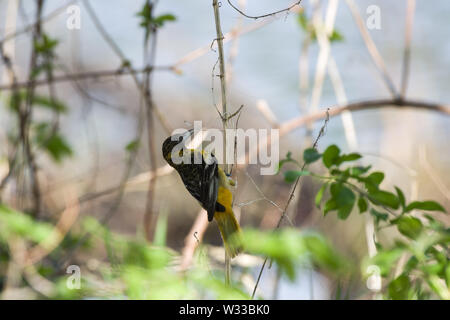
[212,0,231,285]
[252,111,329,299]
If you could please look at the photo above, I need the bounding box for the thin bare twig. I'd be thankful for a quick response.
[400,0,416,97]
[252,110,330,299]
[0,0,78,46]
[82,0,172,134]
[0,66,169,91]
[227,0,302,20]
[345,0,398,97]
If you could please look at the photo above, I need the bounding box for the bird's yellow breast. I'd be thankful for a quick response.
[217,186,233,210]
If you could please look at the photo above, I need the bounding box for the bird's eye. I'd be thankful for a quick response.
[177,136,183,143]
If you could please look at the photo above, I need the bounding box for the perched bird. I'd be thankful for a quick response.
[162,130,242,258]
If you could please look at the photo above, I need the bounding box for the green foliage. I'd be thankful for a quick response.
[32,33,59,78]
[31,95,68,113]
[0,205,53,243]
[34,34,59,55]
[322,144,340,168]
[278,144,449,300]
[388,274,412,300]
[393,216,423,239]
[242,228,348,280]
[303,148,321,164]
[297,12,344,43]
[405,201,445,213]
[136,2,176,39]
[125,139,140,153]
[33,122,73,162]
[283,170,310,183]
[276,151,300,173]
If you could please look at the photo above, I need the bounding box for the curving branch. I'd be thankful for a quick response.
[227,0,302,20]
[280,98,450,136]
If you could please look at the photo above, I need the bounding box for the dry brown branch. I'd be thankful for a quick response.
[256,100,279,128]
[0,66,169,91]
[178,209,209,271]
[280,99,450,136]
[172,16,275,69]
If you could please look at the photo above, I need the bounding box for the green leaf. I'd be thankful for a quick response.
[370,208,388,224]
[324,198,337,215]
[302,232,347,273]
[330,183,355,220]
[388,274,411,300]
[45,134,73,162]
[367,171,385,187]
[125,139,140,153]
[322,145,340,168]
[329,29,344,42]
[34,34,59,54]
[297,12,309,31]
[284,170,310,183]
[395,186,406,210]
[335,153,362,165]
[368,190,399,209]
[34,123,72,163]
[366,248,403,277]
[315,184,327,209]
[32,95,68,113]
[241,229,305,280]
[243,229,347,280]
[350,165,371,176]
[303,148,321,164]
[153,209,168,247]
[277,151,300,173]
[0,205,53,243]
[394,216,423,239]
[153,14,176,27]
[404,201,446,213]
[357,197,368,214]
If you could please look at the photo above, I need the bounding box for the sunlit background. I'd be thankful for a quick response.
[0,0,448,299]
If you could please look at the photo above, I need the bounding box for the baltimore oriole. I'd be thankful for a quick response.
[162,130,242,258]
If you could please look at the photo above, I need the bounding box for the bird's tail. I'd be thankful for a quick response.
[214,208,243,258]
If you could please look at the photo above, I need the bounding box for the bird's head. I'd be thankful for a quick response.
[162,129,194,164]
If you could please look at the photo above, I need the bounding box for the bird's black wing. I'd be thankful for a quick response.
[201,154,218,221]
[175,150,219,221]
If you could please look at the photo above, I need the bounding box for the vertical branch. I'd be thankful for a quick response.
[212,0,231,285]
[143,0,159,242]
[21,0,44,215]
